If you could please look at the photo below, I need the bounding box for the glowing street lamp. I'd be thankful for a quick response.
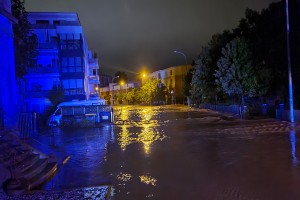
[141,73,147,85]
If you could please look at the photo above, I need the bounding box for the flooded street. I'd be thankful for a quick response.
[29,105,300,199]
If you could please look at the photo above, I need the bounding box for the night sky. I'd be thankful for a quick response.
[25,0,278,76]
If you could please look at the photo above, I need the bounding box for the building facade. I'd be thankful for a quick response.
[149,65,192,103]
[0,0,18,128]
[20,12,99,114]
[99,82,140,105]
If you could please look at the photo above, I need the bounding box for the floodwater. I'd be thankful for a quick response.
[28,105,300,200]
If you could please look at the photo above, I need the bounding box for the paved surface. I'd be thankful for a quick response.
[9,105,300,199]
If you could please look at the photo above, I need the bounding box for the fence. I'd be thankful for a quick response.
[18,113,37,138]
[200,104,241,116]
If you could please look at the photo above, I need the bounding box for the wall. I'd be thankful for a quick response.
[0,0,19,128]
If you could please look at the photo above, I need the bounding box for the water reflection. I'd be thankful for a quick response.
[290,129,298,165]
[116,107,166,154]
[139,175,157,186]
[117,173,132,182]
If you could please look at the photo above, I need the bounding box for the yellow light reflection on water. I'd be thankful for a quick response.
[119,125,135,151]
[139,175,157,186]
[117,107,166,154]
[117,173,132,182]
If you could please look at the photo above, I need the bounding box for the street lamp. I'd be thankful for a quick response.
[170,90,174,105]
[141,73,146,86]
[174,50,187,65]
[112,76,119,105]
[285,0,294,122]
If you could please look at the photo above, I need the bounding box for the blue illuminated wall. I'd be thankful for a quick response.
[0,0,19,128]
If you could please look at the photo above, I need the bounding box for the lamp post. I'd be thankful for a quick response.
[170,90,174,105]
[142,73,146,86]
[112,76,119,105]
[174,50,187,65]
[174,50,188,105]
[285,0,294,123]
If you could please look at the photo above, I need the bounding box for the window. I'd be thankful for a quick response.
[67,34,73,40]
[158,73,161,79]
[53,20,60,25]
[60,34,67,40]
[74,33,80,40]
[93,69,97,75]
[69,79,76,88]
[62,58,68,67]
[75,57,81,66]
[76,66,82,72]
[36,20,49,24]
[170,70,173,76]
[76,79,83,88]
[62,79,84,89]
[69,57,74,66]
[62,80,69,89]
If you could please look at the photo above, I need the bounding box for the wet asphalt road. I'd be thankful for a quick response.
[29,105,300,200]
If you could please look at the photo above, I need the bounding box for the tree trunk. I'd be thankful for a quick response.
[241,96,245,119]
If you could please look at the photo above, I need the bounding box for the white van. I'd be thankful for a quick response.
[48,99,113,126]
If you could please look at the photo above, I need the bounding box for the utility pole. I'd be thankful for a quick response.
[286,0,294,122]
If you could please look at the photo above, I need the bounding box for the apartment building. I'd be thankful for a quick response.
[149,65,192,103]
[20,12,99,114]
[0,0,18,128]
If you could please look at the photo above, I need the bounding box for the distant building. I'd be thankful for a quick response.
[99,81,140,105]
[149,65,192,103]
[0,0,18,128]
[99,74,112,87]
[20,12,99,114]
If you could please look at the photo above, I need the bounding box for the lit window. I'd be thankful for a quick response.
[75,57,81,66]
[62,80,69,89]
[62,58,68,67]
[74,34,80,40]
[60,34,67,40]
[69,79,76,88]
[67,34,73,40]
[69,57,74,66]
[76,79,83,88]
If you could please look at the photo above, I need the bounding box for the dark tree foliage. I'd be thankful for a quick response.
[233,0,300,106]
[182,68,194,97]
[11,0,38,78]
[48,85,64,107]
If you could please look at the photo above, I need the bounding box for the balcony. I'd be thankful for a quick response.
[38,42,58,50]
[89,75,99,84]
[25,90,51,99]
[27,67,60,74]
[88,58,99,69]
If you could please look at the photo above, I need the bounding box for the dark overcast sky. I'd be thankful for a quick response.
[25,0,278,76]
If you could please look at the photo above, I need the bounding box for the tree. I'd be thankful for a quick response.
[182,68,194,106]
[11,0,38,78]
[190,47,210,105]
[154,82,167,105]
[214,37,267,114]
[138,78,160,104]
[48,85,64,107]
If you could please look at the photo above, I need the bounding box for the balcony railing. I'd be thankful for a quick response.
[27,67,60,74]
[24,90,51,99]
[88,58,98,68]
[89,75,99,84]
[38,43,58,49]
